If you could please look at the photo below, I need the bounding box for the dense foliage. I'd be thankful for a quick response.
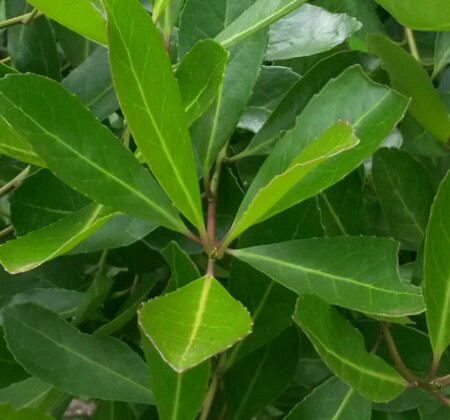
[0,0,449,419]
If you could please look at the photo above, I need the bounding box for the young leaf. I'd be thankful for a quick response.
[215,0,308,48]
[266,4,361,61]
[294,295,407,402]
[139,275,252,372]
[6,0,60,80]
[0,74,185,232]
[62,47,118,121]
[2,303,154,404]
[424,171,450,359]
[104,0,204,232]
[0,118,45,167]
[368,34,450,144]
[236,65,409,226]
[285,376,371,420]
[239,51,362,158]
[374,0,450,31]
[233,237,425,317]
[228,121,359,241]
[0,203,112,274]
[141,337,210,420]
[25,0,107,44]
[0,404,55,420]
[176,39,228,126]
[225,327,299,420]
[372,148,434,249]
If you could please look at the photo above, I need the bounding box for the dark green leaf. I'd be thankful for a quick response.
[0,378,53,410]
[368,34,450,144]
[0,332,28,389]
[285,376,371,420]
[294,295,406,402]
[0,74,184,232]
[104,0,204,232]
[433,32,450,79]
[233,237,425,317]
[2,303,154,403]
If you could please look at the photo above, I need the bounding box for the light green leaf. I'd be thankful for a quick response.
[104,0,204,232]
[0,404,55,420]
[433,32,450,79]
[227,121,359,242]
[2,303,154,404]
[372,148,434,249]
[0,378,53,410]
[368,34,450,144]
[0,118,45,167]
[374,0,450,31]
[215,0,308,48]
[0,74,184,232]
[151,0,172,21]
[238,65,409,226]
[161,241,200,292]
[424,171,450,359]
[225,327,299,420]
[294,295,406,402]
[0,203,112,274]
[139,275,252,371]
[285,376,371,420]
[266,4,361,61]
[232,237,425,317]
[141,337,210,420]
[26,0,106,44]
[176,39,228,126]
[62,47,118,121]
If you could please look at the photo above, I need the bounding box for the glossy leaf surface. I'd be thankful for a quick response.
[104,0,204,231]
[233,237,425,317]
[294,295,406,402]
[139,275,252,371]
[2,303,153,403]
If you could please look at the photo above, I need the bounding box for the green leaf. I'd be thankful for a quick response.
[0,332,27,389]
[368,34,450,144]
[93,401,139,420]
[151,0,172,21]
[0,118,45,167]
[239,65,410,225]
[225,327,299,420]
[294,295,406,402]
[0,74,184,232]
[26,0,107,44]
[424,171,450,359]
[2,303,154,404]
[0,404,55,420]
[62,48,118,121]
[138,275,252,371]
[228,121,359,241]
[215,0,308,48]
[285,376,371,420]
[433,32,450,79]
[266,4,361,60]
[104,0,204,232]
[372,410,421,420]
[0,62,17,77]
[0,378,53,410]
[0,203,112,274]
[161,241,200,292]
[141,338,210,420]
[317,170,367,236]
[374,0,450,31]
[233,237,425,317]
[192,31,267,175]
[176,39,228,126]
[10,169,90,236]
[372,148,434,249]
[6,1,60,80]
